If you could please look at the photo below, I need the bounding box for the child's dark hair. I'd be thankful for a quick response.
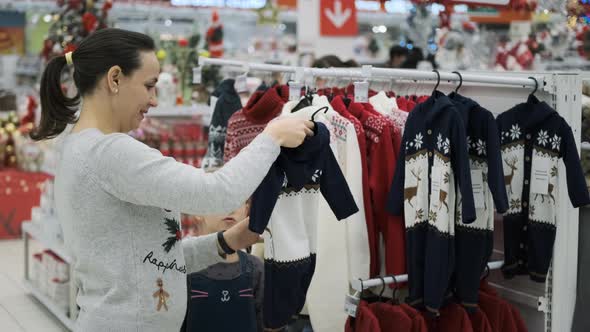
[31,28,156,141]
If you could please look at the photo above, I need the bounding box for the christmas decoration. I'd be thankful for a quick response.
[20,96,37,130]
[40,0,112,61]
[161,217,181,253]
[256,0,280,25]
[205,11,223,58]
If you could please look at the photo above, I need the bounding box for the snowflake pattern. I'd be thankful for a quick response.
[442,138,450,154]
[510,198,521,210]
[437,133,444,151]
[428,210,437,223]
[550,166,558,178]
[455,209,462,223]
[551,134,561,151]
[413,133,424,150]
[537,130,549,147]
[311,169,323,182]
[529,205,536,217]
[476,139,486,156]
[466,136,472,148]
[415,209,424,221]
[509,124,522,140]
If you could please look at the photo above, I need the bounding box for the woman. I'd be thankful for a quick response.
[31,28,313,331]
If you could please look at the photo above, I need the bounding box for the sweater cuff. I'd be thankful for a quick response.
[252,131,281,156]
[182,233,225,274]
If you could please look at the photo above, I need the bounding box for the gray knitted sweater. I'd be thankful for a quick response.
[54,128,279,331]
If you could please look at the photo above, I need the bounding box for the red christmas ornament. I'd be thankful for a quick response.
[68,0,82,10]
[41,39,54,60]
[82,12,98,32]
[20,96,37,128]
[102,0,113,13]
[178,38,188,47]
[63,43,77,54]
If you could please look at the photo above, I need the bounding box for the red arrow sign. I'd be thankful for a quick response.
[320,0,357,36]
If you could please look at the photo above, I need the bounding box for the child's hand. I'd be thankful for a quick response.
[222,217,261,251]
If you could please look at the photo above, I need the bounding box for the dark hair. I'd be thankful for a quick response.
[312,55,358,68]
[400,47,424,69]
[31,28,156,140]
[389,45,408,59]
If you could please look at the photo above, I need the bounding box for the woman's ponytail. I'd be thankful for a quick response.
[30,54,80,141]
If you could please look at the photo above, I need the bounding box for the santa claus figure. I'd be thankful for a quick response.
[206,11,223,58]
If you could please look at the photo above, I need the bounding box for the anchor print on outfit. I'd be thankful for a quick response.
[221,290,230,302]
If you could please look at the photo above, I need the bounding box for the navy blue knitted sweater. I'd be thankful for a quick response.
[497,95,590,282]
[388,91,476,315]
[250,121,358,329]
[448,92,508,311]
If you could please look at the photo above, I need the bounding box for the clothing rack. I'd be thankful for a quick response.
[198,57,543,89]
[199,58,582,331]
[350,260,504,292]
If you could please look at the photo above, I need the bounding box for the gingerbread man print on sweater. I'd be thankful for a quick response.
[153,278,170,311]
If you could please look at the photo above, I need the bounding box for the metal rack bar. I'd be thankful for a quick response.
[197,57,543,88]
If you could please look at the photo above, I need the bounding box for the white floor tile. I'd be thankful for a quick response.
[0,239,68,331]
[0,305,25,332]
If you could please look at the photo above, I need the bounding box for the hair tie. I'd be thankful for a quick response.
[65,52,73,66]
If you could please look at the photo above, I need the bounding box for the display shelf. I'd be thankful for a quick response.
[22,280,75,331]
[22,222,71,264]
[147,104,210,118]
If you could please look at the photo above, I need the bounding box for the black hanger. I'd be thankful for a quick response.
[527,76,540,104]
[292,86,314,112]
[387,275,400,305]
[378,276,386,302]
[481,264,491,280]
[311,106,329,121]
[452,71,463,93]
[432,70,441,96]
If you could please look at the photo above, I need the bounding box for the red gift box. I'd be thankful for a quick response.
[0,169,52,239]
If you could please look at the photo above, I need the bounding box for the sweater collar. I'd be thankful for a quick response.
[283,121,329,162]
[242,86,287,124]
[414,91,456,121]
[516,96,557,131]
[448,92,479,125]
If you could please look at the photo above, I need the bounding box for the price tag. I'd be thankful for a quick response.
[354,81,369,103]
[471,169,485,209]
[289,82,303,101]
[192,66,202,84]
[235,74,248,93]
[531,154,551,195]
[344,294,359,317]
[431,167,442,204]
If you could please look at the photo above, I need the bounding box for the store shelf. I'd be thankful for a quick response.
[22,222,71,263]
[147,104,210,118]
[22,280,75,331]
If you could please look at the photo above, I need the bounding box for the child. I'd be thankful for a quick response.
[182,199,264,332]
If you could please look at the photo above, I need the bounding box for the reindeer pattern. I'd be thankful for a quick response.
[427,153,456,235]
[502,146,525,214]
[403,153,430,229]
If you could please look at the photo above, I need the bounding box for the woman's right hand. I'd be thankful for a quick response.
[263,117,315,148]
[221,217,260,252]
